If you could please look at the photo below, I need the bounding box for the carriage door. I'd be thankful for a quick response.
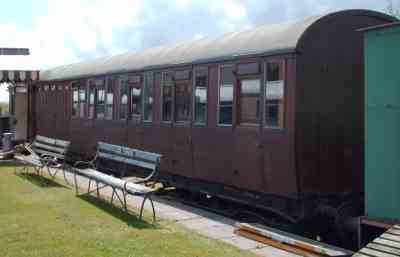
[233,62,264,192]
[171,70,194,178]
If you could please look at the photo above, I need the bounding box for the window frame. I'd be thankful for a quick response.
[118,75,131,121]
[104,77,114,120]
[217,64,235,126]
[192,66,208,126]
[237,75,262,126]
[88,78,106,120]
[128,74,143,122]
[174,69,192,124]
[264,59,286,129]
[161,71,174,123]
[71,81,86,119]
[143,72,154,123]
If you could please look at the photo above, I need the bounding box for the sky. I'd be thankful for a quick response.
[0,0,397,102]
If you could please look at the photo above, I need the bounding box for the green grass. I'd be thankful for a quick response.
[0,164,256,257]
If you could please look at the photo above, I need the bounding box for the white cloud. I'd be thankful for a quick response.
[0,0,389,72]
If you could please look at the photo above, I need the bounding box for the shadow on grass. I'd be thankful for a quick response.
[16,172,69,189]
[0,160,27,167]
[78,194,159,229]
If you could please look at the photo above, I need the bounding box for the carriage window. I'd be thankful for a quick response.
[219,66,234,125]
[119,80,129,119]
[105,79,113,120]
[143,73,154,122]
[91,79,105,119]
[194,68,208,124]
[175,81,191,122]
[265,62,285,128]
[72,82,86,118]
[79,86,86,118]
[88,87,95,119]
[72,85,79,118]
[131,86,142,118]
[162,72,174,122]
[238,79,260,124]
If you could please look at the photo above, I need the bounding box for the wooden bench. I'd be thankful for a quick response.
[14,135,71,183]
[72,142,162,222]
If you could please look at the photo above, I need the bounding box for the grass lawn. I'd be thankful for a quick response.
[0,164,256,257]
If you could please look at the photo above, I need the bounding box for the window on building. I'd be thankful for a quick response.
[72,82,86,118]
[119,79,129,120]
[79,86,86,118]
[131,85,141,118]
[72,85,79,118]
[89,79,105,119]
[105,79,113,120]
[238,79,260,124]
[265,61,285,128]
[194,68,208,124]
[174,70,191,122]
[162,72,174,122]
[143,72,154,122]
[88,86,95,119]
[219,66,234,125]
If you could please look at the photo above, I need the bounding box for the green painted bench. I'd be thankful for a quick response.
[14,135,71,183]
[72,142,162,222]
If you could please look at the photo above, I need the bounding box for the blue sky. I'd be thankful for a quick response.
[0,0,397,101]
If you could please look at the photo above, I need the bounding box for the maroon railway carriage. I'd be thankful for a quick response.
[31,10,394,227]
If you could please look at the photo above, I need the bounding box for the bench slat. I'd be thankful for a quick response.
[33,148,66,160]
[77,168,153,195]
[97,152,156,170]
[32,142,66,154]
[36,135,70,148]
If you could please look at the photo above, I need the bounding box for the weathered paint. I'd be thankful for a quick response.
[364,23,400,221]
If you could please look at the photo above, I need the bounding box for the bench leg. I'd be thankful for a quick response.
[62,165,71,185]
[96,181,100,198]
[113,188,124,207]
[73,169,79,195]
[140,194,156,222]
[123,190,127,213]
[111,188,115,204]
[87,179,92,194]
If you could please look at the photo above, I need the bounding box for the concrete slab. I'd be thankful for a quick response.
[50,168,300,257]
[252,246,302,257]
[221,235,265,250]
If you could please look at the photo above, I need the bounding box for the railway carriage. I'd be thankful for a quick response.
[31,10,395,238]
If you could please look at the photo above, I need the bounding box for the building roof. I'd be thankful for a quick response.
[359,21,400,32]
[39,9,396,82]
[40,15,322,81]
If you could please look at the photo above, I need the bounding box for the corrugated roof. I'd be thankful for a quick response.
[40,15,322,81]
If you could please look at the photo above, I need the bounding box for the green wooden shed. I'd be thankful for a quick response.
[364,22,400,222]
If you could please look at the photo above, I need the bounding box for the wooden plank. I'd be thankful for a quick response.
[32,142,66,154]
[368,242,400,255]
[98,152,156,170]
[360,247,398,257]
[36,135,57,145]
[393,225,400,230]
[134,149,161,163]
[237,223,350,256]
[381,233,400,242]
[235,229,323,257]
[98,142,122,155]
[375,238,400,249]
[55,139,70,147]
[388,229,400,236]
[353,253,371,257]
[34,149,65,160]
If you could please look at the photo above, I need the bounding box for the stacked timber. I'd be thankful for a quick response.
[234,223,353,257]
[354,225,400,257]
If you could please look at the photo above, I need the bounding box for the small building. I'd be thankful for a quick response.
[360,21,400,245]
